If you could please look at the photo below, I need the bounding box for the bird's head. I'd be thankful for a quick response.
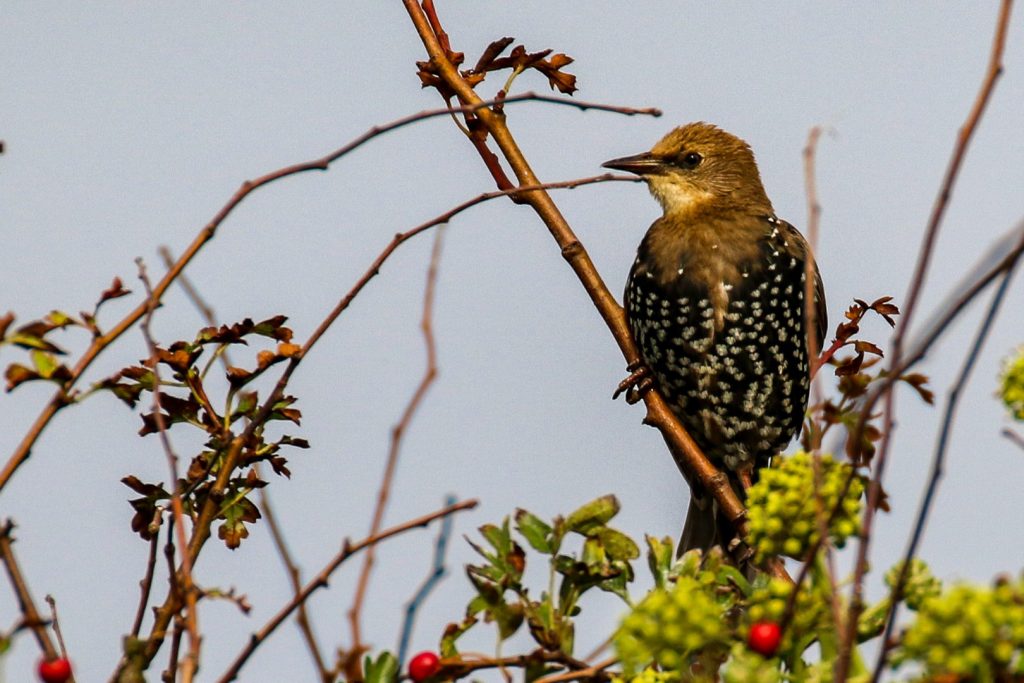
[603,122,773,218]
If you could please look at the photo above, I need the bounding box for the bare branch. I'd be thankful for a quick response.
[348,226,446,673]
[0,520,58,659]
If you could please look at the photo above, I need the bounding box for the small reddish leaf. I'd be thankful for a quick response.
[0,312,14,339]
[226,366,253,388]
[97,276,132,306]
[5,363,39,391]
[835,321,860,343]
[853,340,884,357]
[834,354,864,377]
[256,349,277,370]
[901,372,935,405]
[269,456,291,478]
[471,36,515,73]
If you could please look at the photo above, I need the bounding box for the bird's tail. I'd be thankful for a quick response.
[678,472,748,562]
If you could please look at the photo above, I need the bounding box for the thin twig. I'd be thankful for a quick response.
[1003,427,1024,450]
[348,226,446,672]
[131,527,161,637]
[803,125,826,404]
[838,2,1014,677]
[870,264,1018,682]
[44,595,69,659]
[215,498,478,683]
[439,649,598,681]
[0,93,656,495]
[136,259,201,682]
[397,493,458,668]
[0,520,58,659]
[260,488,331,679]
[534,656,617,683]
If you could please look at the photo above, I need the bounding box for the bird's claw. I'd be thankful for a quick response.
[613,362,654,405]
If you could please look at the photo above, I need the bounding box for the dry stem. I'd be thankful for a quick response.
[347,226,446,673]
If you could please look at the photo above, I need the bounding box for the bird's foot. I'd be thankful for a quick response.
[613,360,654,405]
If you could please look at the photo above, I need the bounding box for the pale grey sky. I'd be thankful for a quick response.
[2,4,1023,681]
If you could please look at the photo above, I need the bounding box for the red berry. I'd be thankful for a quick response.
[38,657,73,683]
[408,650,440,682]
[747,621,782,657]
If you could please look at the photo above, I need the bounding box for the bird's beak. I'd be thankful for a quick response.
[602,152,664,175]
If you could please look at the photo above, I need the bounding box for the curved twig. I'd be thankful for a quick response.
[0,94,657,495]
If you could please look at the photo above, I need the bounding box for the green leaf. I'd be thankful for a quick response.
[597,559,633,602]
[233,391,258,418]
[645,534,674,588]
[363,651,398,683]
[564,494,619,535]
[30,350,58,377]
[480,521,512,554]
[596,527,640,562]
[491,599,525,641]
[440,614,478,657]
[9,333,65,354]
[515,508,553,554]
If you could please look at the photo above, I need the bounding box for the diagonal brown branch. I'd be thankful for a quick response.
[401,0,767,575]
[0,520,59,660]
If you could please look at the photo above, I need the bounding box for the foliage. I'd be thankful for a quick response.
[1000,345,1024,420]
[745,452,864,562]
[892,575,1024,679]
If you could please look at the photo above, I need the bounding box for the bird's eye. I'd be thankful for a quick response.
[679,151,703,169]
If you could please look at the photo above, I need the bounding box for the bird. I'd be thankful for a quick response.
[603,122,826,559]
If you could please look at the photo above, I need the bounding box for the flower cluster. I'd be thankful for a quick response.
[1000,345,1024,420]
[893,575,1024,678]
[615,576,729,674]
[745,452,864,562]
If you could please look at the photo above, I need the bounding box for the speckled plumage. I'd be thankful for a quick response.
[605,122,827,555]
[626,213,820,470]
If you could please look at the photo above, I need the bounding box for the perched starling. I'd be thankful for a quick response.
[604,122,826,556]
